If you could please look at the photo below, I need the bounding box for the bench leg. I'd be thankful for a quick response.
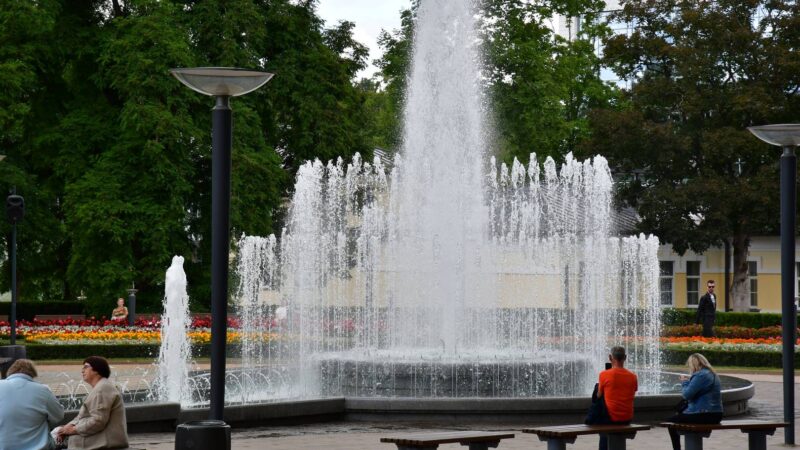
[678,431,711,450]
[742,429,776,450]
[537,436,577,450]
[605,432,638,450]
[459,440,500,450]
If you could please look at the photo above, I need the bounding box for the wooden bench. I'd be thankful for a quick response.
[33,314,86,321]
[380,431,515,449]
[523,424,651,450]
[659,420,788,450]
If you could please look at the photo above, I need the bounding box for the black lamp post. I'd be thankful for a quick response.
[170,68,273,433]
[748,123,800,446]
[127,282,137,326]
[6,194,24,345]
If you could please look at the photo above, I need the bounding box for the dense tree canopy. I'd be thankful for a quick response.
[370,0,617,164]
[0,0,372,314]
[582,0,800,311]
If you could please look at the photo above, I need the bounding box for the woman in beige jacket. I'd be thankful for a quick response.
[56,356,128,450]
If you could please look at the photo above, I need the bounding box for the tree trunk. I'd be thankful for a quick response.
[730,233,751,312]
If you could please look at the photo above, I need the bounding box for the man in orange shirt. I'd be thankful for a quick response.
[587,346,638,450]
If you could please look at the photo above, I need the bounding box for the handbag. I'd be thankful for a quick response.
[674,398,689,413]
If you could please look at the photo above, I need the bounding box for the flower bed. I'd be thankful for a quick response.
[663,325,791,339]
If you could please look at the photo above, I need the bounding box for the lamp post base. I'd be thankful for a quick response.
[175,420,230,450]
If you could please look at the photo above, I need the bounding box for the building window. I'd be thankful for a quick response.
[749,261,758,308]
[686,261,701,306]
[660,261,674,306]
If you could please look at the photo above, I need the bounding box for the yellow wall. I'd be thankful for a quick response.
[659,236,787,312]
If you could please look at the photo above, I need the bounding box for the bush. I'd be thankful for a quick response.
[19,343,246,361]
[663,325,789,338]
[0,302,85,321]
[662,308,794,328]
[662,348,794,368]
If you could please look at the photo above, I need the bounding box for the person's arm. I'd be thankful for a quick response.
[43,388,65,427]
[696,297,704,323]
[74,386,112,436]
[681,371,709,400]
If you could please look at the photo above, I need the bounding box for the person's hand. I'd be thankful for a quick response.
[679,375,689,382]
[58,424,77,438]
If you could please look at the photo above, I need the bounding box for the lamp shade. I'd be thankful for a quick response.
[748,124,800,147]
[170,67,274,97]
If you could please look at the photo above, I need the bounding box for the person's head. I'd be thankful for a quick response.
[7,359,38,378]
[117,298,125,307]
[609,346,627,367]
[687,353,715,374]
[82,356,110,385]
[707,280,715,294]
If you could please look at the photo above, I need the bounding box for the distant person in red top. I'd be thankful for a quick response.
[585,346,638,450]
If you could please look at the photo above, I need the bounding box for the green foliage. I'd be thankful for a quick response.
[481,0,618,163]
[581,0,800,310]
[0,0,371,315]
[663,348,796,368]
[662,308,798,328]
[0,302,84,321]
[20,342,247,360]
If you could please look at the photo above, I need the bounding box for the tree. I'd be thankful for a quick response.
[371,0,617,163]
[480,0,618,163]
[0,0,373,314]
[583,0,800,311]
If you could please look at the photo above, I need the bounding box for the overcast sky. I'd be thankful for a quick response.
[316,0,412,79]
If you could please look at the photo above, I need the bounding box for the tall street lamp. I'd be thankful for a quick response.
[170,68,273,431]
[748,123,800,446]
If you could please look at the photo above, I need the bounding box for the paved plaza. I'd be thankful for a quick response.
[36,365,800,449]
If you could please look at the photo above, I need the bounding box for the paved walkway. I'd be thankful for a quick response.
[127,372,799,449]
[35,365,800,449]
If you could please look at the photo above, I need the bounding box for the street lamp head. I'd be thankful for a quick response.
[747,124,800,147]
[170,67,274,97]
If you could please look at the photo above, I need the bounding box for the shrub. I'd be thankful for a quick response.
[0,302,85,321]
[662,308,794,328]
[662,348,794,368]
[663,325,788,338]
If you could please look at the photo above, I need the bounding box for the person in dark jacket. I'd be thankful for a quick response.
[696,280,717,337]
[665,353,723,450]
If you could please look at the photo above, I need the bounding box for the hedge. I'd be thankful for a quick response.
[662,308,797,328]
[0,341,789,368]
[0,302,85,321]
[662,348,793,368]
[8,343,250,361]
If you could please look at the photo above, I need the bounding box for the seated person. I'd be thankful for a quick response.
[55,356,128,450]
[0,359,65,450]
[585,346,638,450]
[666,353,723,450]
[110,298,128,322]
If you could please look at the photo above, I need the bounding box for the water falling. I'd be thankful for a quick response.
[231,0,662,400]
[155,256,192,403]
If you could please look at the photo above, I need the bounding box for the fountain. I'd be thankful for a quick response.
[154,256,193,404]
[42,0,753,426]
[231,0,663,402]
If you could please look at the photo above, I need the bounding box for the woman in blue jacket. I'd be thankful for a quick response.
[666,353,723,450]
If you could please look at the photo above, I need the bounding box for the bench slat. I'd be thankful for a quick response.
[523,424,651,438]
[380,431,514,445]
[659,420,788,432]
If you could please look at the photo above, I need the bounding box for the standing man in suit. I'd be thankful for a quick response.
[696,280,717,337]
